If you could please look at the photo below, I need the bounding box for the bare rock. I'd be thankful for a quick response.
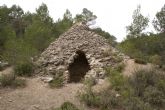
[40,76,53,83]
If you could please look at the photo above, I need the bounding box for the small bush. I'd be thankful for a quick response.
[80,67,165,110]
[83,77,96,87]
[79,85,121,109]
[54,101,79,110]
[0,73,15,87]
[99,90,121,109]
[49,76,64,88]
[0,65,3,71]
[110,70,126,91]
[123,97,152,110]
[0,73,26,88]
[79,89,100,107]
[104,66,112,76]
[161,65,165,71]
[105,63,125,76]
[143,86,165,107]
[114,56,123,63]
[105,66,126,91]
[134,58,147,64]
[129,69,164,96]
[128,69,165,108]
[149,55,162,66]
[12,78,26,87]
[156,79,165,93]
[60,102,79,110]
[14,61,34,76]
[115,63,125,73]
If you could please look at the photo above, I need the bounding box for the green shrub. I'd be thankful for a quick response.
[161,65,165,71]
[149,55,162,66]
[123,97,153,110]
[14,61,34,76]
[105,63,125,76]
[143,86,165,107]
[79,89,100,107]
[12,78,26,87]
[129,69,155,96]
[54,101,80,110]
[134,58,147,64]
[83,77,96,87]
[0,56,3,70]
[0,73,15,87]
[79,85,121,109]
[0,73,26,88]
[110,71,126,91]
[49,76,64,88]
[156,79,165,93]
[115,63,125,73]
[128,69,165,109]
[104,66,112,76]
[80,68,165,110]
[129,69,163,96]
[0,65,3,71]
[60,102,79,110]
[99,90,121,109]
[110,56,123,64]
[105,66,126,91]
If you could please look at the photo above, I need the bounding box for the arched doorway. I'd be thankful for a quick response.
[68,50,90,82]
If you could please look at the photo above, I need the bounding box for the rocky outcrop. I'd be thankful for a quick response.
[36,22,124,83]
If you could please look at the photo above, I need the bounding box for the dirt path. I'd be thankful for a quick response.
[123,59,153,76]
[0,59,153,110]
[0,67,13,76]
[0,76,87,110]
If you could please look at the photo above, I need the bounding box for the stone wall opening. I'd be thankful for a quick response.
[68,50,90,83]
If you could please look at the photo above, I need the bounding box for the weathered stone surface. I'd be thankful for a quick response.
[36,22,124,83]
[40,76,53,83]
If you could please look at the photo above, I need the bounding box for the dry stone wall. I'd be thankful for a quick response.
[37,23,124,83]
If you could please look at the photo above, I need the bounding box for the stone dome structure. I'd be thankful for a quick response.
[37,22,123,83]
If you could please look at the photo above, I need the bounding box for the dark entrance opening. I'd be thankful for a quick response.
[68,50,90,83]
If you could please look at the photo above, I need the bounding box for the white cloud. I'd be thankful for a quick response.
[0,0,164,42]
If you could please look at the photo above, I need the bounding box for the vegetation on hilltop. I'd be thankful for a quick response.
[0,3,117,75]
[118,4,165,67]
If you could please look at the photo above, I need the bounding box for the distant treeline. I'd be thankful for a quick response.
[0,3,116,65]
[119,5,165,66]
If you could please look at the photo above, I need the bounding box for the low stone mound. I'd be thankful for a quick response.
[36,22,124,83]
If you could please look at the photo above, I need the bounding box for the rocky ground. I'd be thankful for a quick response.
[0,76,86,110]
[0,59,152,110]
